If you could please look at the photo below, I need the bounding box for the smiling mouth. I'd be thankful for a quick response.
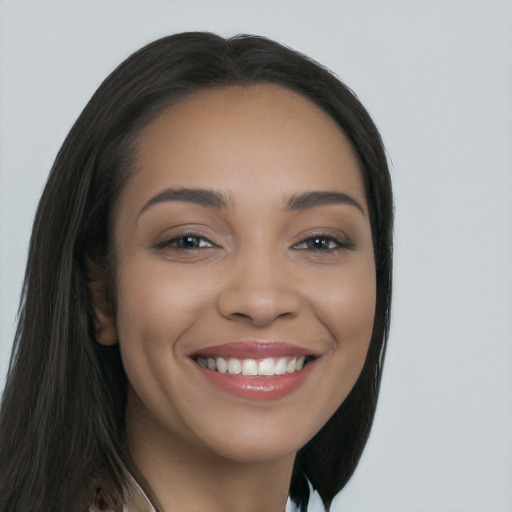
[190,343,319,400]
[194,355,315,376]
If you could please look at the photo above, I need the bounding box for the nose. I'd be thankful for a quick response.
[217,251,302,328]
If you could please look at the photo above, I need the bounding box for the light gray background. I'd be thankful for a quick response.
[1,1,511,511]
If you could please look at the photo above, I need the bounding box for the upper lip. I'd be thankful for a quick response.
[190,341,321,359]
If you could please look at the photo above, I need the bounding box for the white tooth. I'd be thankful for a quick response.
[274,358,287,375]
[216,357,228,374]
[197,357,207,368]
[227,358,241,374]
[242,359,258,376]
[207,357,216,371]
[296,356,305,370]
[258,358,274,376]
[286,358,297,373]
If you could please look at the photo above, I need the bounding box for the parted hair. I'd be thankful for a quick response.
[0,32,393,512]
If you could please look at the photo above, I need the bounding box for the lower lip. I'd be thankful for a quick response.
[194,361,316,401]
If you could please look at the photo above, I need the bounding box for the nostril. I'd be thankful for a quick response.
[232,312,252,320]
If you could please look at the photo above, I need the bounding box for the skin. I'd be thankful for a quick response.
[93,84,376,512]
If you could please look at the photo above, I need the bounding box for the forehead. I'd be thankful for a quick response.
[127,83,366,211]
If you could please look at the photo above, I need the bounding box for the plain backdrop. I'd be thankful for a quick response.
[1,1,511,511]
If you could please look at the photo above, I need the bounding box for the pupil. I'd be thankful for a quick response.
[309,237,327,250]
[179,236,198,248]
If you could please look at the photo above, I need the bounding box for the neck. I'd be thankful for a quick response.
[125,390,295,512]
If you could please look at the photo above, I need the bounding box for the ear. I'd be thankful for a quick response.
[88,261,117,346]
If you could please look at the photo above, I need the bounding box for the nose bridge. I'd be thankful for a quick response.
[239,241,281,284]
[217,240,301,326]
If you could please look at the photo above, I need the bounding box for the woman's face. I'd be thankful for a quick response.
[111,84,376,463]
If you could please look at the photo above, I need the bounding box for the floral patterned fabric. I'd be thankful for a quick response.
[88,487,120,512]
[88,476,156,512]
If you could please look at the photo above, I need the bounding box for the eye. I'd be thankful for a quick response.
[293,234,353,252]
[154,234,214,251]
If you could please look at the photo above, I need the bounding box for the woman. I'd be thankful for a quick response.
[0,32,393,512]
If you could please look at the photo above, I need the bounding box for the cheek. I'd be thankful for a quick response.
[313,259,376,391]
[115,258,211,337]
[112,259,214,397]
[113,259,211,416]
[316,258,376,342]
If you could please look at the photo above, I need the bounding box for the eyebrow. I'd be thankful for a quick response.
[138,187,231,218]
[287,191,365,214]
[137,187,365,219]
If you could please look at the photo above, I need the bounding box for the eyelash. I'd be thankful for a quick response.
[153,233,353,252]
[292,234,354,252]
[153,234,215,251]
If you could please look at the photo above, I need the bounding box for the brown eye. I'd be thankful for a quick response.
[294,235,353,252]
[175,236,208,249]
[154,234,214,250]
[305,237,337,251]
